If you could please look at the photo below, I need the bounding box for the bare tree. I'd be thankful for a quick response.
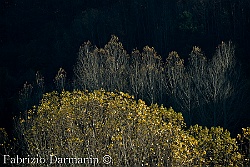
[162,42,246,129]
[74,41,100,91]
[178,42,246,129]
[140,46,163,104]
[74,35,129,92]
[102,35,130,92]
[205,41,245,128]
[164,51,185,110]
[74,37,246,130]
[186,47,208,125]
[54,68,67,92]
[129,49,144,100]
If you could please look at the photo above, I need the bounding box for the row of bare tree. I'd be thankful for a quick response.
[73,36,248,130]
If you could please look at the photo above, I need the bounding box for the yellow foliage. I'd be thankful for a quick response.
[188,125,242,166]
[15,90,244,166]
[18,90,193,166]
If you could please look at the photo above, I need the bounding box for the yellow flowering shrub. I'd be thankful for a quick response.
[0,128,17,158]
[0,128,8,153]
[237,127,250,166]
[0,128,7,145]
[188,125,242,166]
[18,89,201,166]
[12,89,244,166]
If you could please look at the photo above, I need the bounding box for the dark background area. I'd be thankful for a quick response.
[1,0,250,136]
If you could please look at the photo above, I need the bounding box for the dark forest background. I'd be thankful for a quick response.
[1,0,250,136]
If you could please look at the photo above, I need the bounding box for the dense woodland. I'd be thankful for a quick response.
[1,0,250,142]
[1,0,250,166]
